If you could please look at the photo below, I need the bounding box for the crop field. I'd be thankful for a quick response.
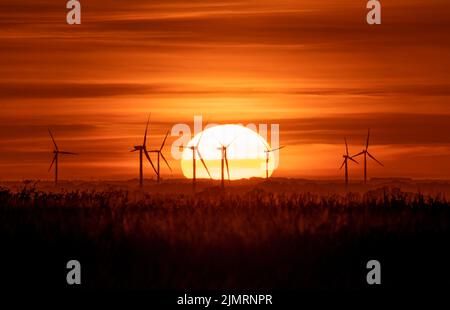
[0,180,449,290]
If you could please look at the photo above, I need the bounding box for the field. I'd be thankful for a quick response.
[0,178,449,291]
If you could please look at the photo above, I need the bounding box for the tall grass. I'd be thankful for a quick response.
[0,185,449,290]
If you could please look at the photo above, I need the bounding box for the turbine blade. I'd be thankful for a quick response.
[160,153,172,172]
[196,129,206,148]
[345,138,349,156]
[349,157,359,164]
[59,151,78,155]
[196,118,210,147]
[211,130,225,147]
[367,152,384,167]
[160,131,169,151]
[48,129,59,151]
[226,133,241,148]
[256,134,271,152]
[366,128,371,150]
[339,159,346,170]
[225,150,230,181]
[48,154,57,172]
[143,114,151,147]
[270,146,285,152]
[353,151,365,157]
[197,149,212,179]
[144,149,157,175]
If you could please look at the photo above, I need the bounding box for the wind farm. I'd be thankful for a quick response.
[1,117,450,293]
[1,0,450,297]
[38,123,414,189]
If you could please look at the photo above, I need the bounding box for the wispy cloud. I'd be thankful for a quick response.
[1,0,450,179]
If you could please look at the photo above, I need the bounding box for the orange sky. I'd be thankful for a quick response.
[1,0,450,180]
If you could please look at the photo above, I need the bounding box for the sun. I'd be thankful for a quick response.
[181,124,276,180]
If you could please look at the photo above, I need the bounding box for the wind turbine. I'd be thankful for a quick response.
[353,129,384,184]
[130,115,157,187]
[48,129,78,186]
[150,131,172,183]
[339,138,359,187]
[263,145,285,179]
[179,129,212,190]
[216,135,240,189]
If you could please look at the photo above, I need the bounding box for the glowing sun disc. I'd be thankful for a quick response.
[181,124,275,180]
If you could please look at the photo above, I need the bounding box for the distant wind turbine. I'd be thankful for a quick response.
[130,115,157,187]
[180,128,212,190]
[263,145,285,179]
[340,138,359,187]
[48,129,78,186]
[150,131,172,183]
[353,129,384,184]
[216,135,240,189]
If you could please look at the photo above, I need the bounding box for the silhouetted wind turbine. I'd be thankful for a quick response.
[353,129,384,184]
[216,135,240,189]
[130,115,157,187]
[180,129,212,190]
[218,145,230,189]
[263,145,285,179]
[340,138,359,187]
[150,131,172,183]
[48,129,78,186]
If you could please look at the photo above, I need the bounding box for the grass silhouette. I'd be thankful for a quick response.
[0,184,449,290]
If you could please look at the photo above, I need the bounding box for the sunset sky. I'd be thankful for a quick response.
[1,0,450,180]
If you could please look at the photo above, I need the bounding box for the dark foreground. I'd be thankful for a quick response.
[0,180,449,292]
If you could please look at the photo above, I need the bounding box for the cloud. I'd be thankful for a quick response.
[1,0,450,179]
[2,81,450,100]
[276,113,450,146]
[0,82,159,99]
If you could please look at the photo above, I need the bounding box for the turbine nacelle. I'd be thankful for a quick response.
[132,145,144,152]
[179,145,196,151]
